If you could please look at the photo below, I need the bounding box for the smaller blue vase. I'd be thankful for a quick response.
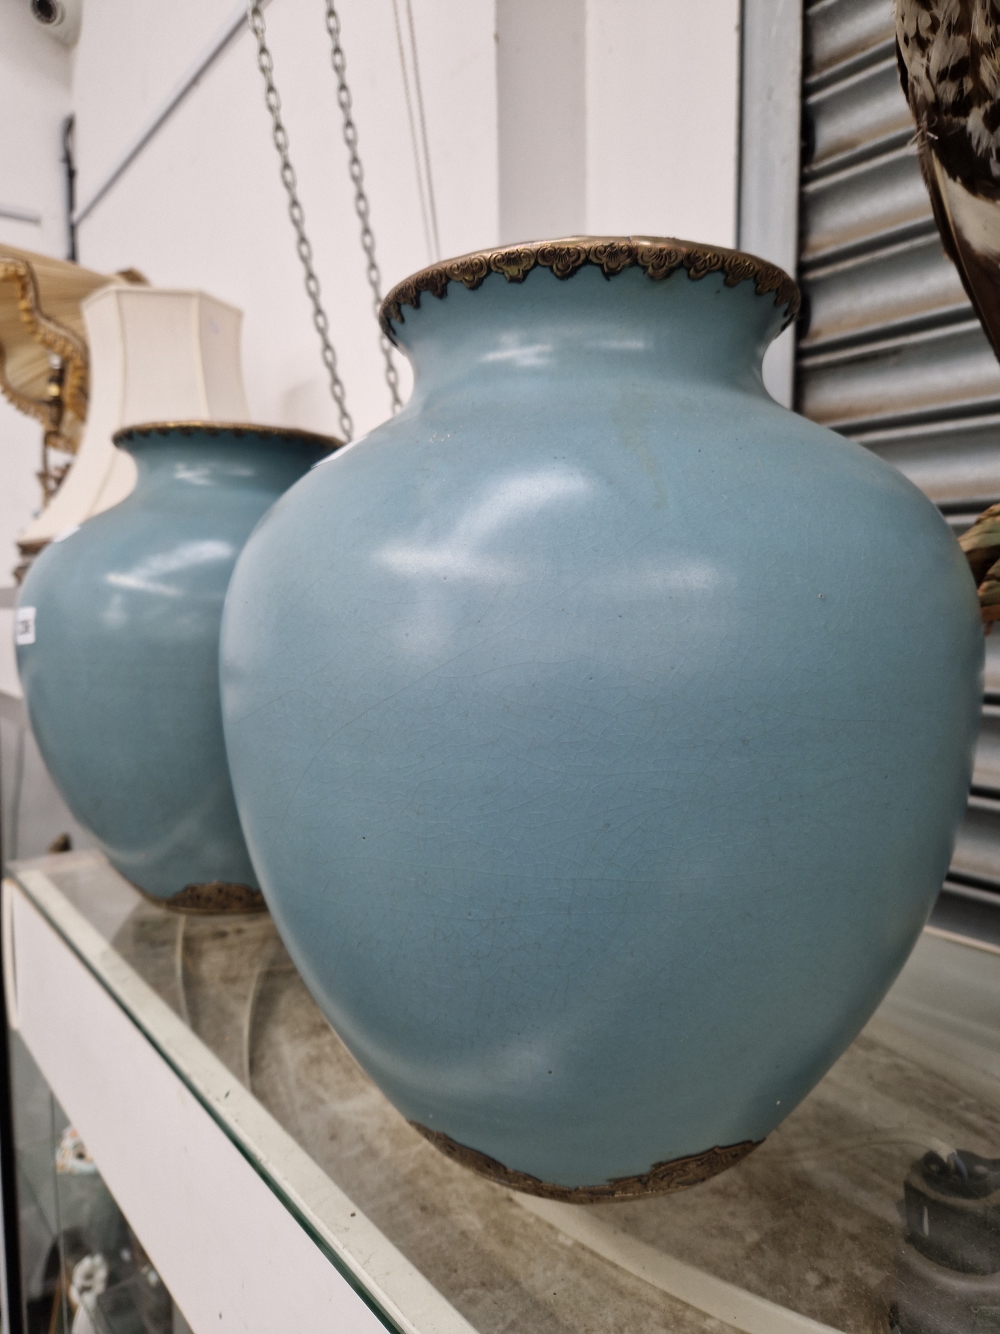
[16,422,337,910]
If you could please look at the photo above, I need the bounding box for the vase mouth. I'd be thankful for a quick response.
[112,421,343,453]
[379,235,800,344]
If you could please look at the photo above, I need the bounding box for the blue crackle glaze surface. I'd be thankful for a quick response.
[220,257,983,1188]
[16,426,330,900]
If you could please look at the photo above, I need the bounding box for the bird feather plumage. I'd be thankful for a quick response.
[896,0,1000,621]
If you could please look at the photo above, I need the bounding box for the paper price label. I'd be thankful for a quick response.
[15,606,36,646]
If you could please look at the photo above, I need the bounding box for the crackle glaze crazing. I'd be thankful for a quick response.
[16,424,333,903]
[220,241,983,1192]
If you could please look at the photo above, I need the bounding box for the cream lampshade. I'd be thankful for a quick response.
[17,286,250,558]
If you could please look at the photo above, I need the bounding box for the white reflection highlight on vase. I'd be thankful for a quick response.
[104,539,235,600]
[376,468,591,656]
[478,334,555,368]
[591,558,721,597]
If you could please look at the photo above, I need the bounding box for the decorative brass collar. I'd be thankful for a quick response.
[113,420,342,452]
[0,255,89,444]
[131,878,268,915]
[411,1122,762,1202]
[380,235,799,342]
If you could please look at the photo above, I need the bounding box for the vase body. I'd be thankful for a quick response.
[220,239,983,1194]
[17,424,334,908]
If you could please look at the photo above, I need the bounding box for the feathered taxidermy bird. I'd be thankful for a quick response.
[896,0,1000,622]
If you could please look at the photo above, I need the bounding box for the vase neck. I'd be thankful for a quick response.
[114,431,330,498]
[393,263,786,403]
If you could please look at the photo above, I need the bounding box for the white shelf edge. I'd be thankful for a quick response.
[8,868,477,1334]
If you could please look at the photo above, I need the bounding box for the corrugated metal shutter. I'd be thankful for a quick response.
[798,0,1000,897]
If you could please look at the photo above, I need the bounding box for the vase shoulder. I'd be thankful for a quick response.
[380,239,797,399]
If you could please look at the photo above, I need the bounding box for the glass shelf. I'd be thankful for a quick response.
[10,847,1000,1334]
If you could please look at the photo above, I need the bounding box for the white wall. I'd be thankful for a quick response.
[0,0,71,258]
[0,0,72,693]
[71,0,499,443]
[1,0,741,589]
[496,0,586,243]
[585,0,741,243]
[496,0,740,245]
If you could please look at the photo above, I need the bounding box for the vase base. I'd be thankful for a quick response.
[410,1122,762,1202]
[131,878,268,915]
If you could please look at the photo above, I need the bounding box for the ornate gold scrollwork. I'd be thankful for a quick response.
[380,235,800,340]
[0,257,89,450]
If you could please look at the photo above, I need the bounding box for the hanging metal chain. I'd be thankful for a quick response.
[324,1,402,413]
[247,2,354,440]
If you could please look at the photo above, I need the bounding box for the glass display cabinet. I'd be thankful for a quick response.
[10,1032,191,1334]
[4,2,1000,1327]
[2,847,999,1334]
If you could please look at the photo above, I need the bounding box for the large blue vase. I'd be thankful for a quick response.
[220,237,983,1197]
[16,422,335,910]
